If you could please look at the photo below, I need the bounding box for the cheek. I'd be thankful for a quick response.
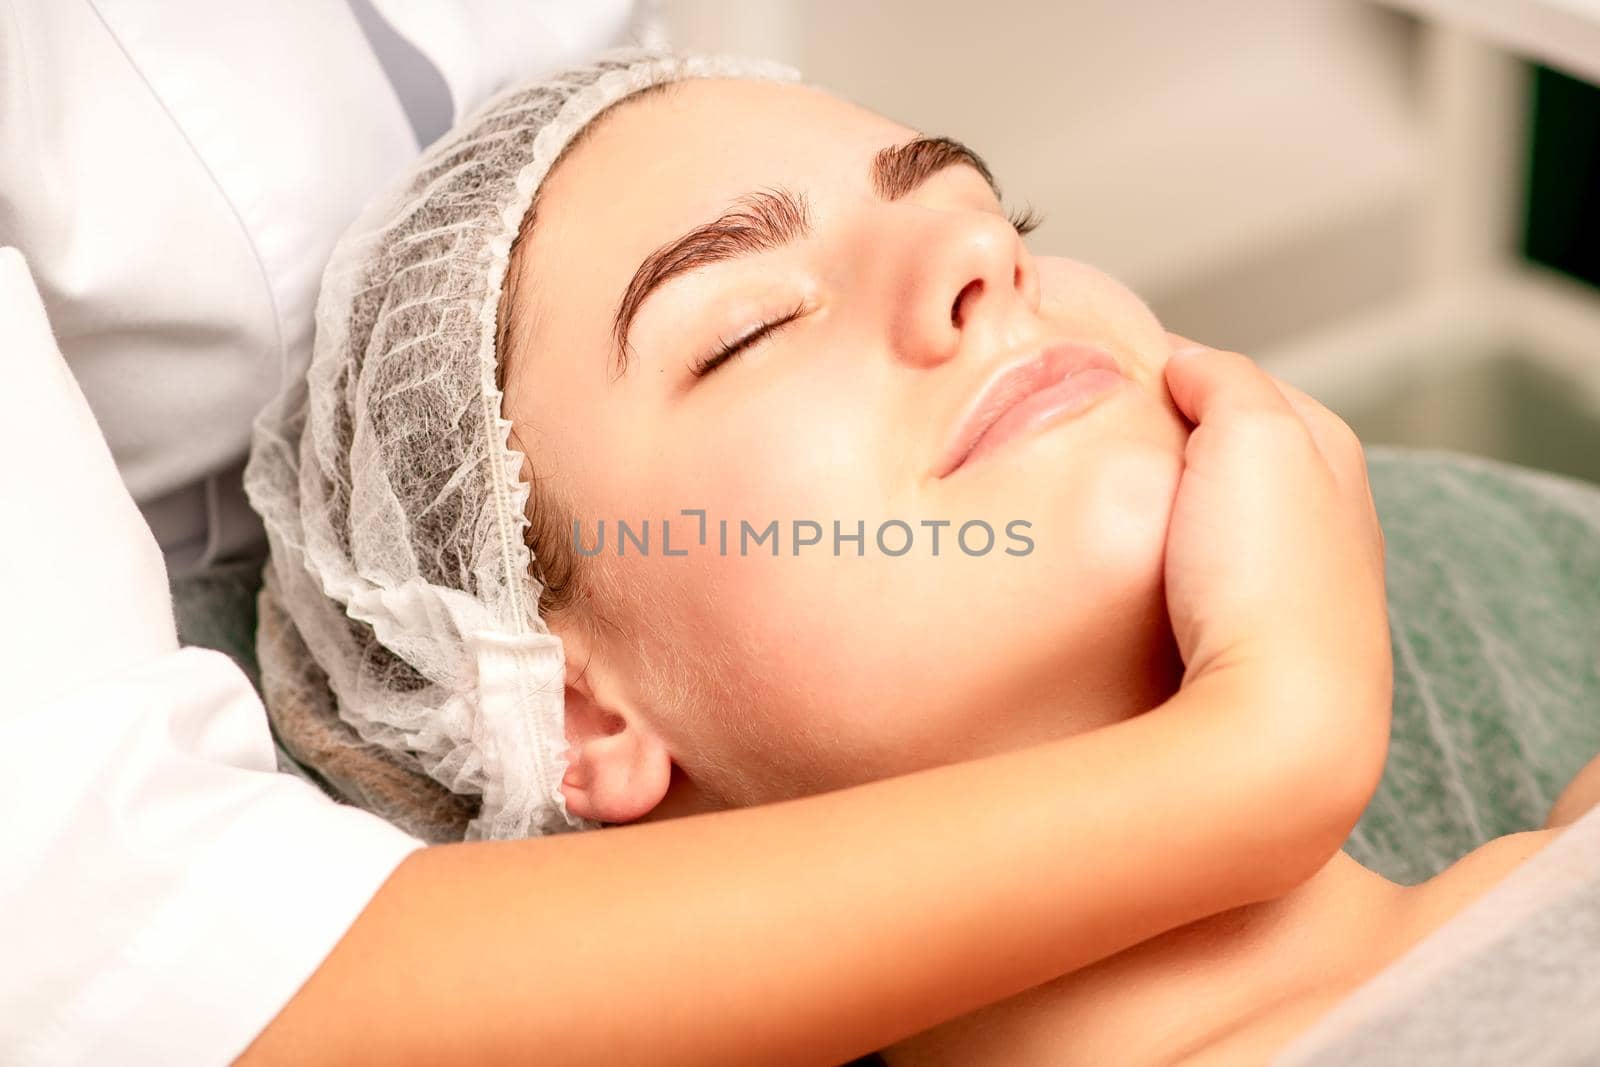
[582,450,872,799]
[610,551,843,806]
[622,374,893,665]
[1072,431,1184,591]
[683,378,882,520]
[976,430,1183,642]
[670,435,1186,795]
[676,405,1185,789]
[1029,386,1190,661]
[1037,256,1171,376]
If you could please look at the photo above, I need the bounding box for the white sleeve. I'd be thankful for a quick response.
[0,247,425,1066]
[371,0,651,124]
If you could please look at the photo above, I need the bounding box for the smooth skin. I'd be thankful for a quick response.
[236,343,1394,1066]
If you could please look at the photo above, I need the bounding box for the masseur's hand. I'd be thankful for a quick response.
[1160,335,1392,806]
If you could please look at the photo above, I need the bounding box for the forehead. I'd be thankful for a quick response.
[548,76,910,230]
[521,78,914,345]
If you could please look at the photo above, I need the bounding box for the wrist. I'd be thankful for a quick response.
[1167,665,1390,895]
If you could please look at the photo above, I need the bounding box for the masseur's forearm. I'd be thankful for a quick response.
[238,676,1357,1067]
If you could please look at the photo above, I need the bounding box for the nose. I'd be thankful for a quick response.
[889,209,1041,368]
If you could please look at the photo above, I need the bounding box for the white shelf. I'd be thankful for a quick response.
[1262,264,1600,412]
[1380,0,1600,84]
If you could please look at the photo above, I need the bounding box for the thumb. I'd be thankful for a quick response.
[1162,340,1293,427]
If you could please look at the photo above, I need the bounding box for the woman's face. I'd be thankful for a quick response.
[505,76,1192,812]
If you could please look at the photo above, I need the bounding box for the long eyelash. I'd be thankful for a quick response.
[691,299,808,378]
[1007,204,1045,236]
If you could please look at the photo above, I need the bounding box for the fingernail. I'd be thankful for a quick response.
[1171,344,1212,360]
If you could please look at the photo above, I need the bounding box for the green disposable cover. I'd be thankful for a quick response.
[1347,446,1600,885]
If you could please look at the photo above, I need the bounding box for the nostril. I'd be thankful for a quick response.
[952,278,983,327]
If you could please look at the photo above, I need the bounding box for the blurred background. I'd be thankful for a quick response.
[655,0,1600,485]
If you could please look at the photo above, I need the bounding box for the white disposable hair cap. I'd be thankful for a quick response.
[245,47,801,842]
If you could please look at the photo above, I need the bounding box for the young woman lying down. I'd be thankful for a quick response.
[245,49,1600,1066]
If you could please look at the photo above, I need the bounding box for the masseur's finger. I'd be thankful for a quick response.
[1161,336,1309,441]
[1164,333,1336,465]
[1268,378,1361,474]
[1163,333,1381,554]
[1270,375,1386,562]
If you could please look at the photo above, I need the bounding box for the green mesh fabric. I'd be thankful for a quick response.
[1344,446,1600,885]
[168,557,334,789]
[169,557,265,692]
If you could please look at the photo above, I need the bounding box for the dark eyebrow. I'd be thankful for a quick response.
[870,135,1002,203]
[610,135,1002,376]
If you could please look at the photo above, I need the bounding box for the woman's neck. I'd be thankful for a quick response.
[883,850,1412,1067]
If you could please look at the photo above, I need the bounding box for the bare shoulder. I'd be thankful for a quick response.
[1177,826,1575,1067]
[1175,757,1600,1067]
[1377,751,1600,958]
[1545,750,1600,829]
[1381,823,1575,968]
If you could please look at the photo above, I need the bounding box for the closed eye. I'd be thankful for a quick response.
[690,300,808,378]
[1007,204,1044,236]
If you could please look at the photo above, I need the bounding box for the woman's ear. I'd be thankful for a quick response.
[558,648,673,825]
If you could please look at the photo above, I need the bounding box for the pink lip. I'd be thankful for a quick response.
[935,342,1126,478]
